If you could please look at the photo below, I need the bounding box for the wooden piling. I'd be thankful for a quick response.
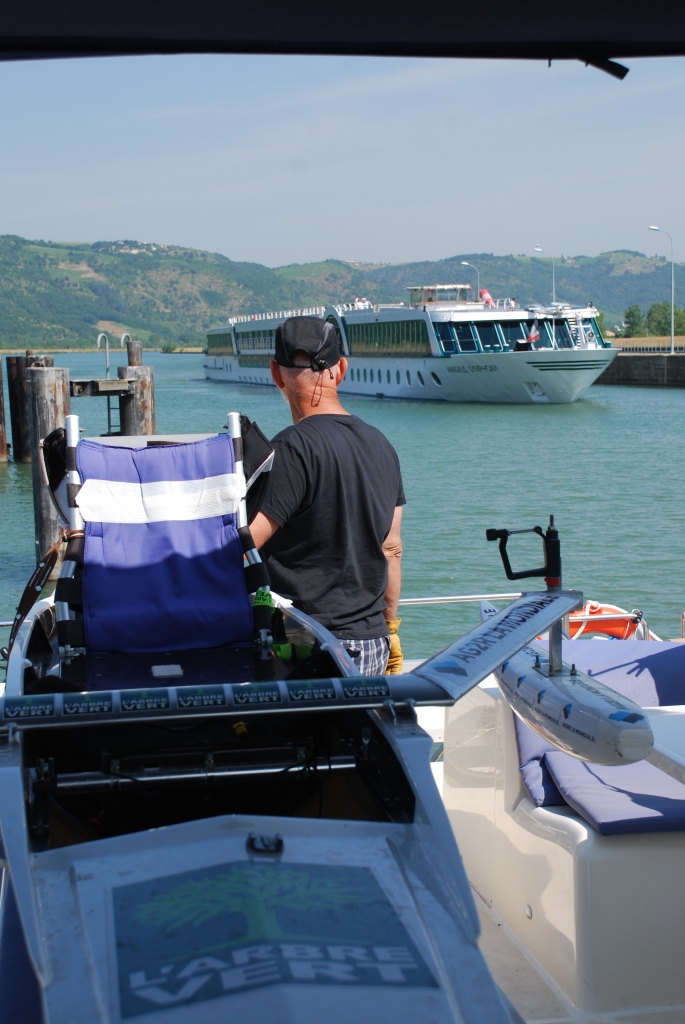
[118,365,155,435]
[7,356,31,462]
[7,353,54,462]
[126,340,143,367]
[0,358,7,461]
[27,365,70,568]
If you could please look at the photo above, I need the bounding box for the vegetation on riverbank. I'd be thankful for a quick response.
[0,236,681,350]
[619,301,685,338]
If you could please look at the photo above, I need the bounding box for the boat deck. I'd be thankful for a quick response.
[405,661,685,1024]
[475,892,685,1024]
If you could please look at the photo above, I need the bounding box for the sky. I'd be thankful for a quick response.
[0,53,684,267]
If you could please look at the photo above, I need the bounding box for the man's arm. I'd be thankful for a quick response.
[249,511,280,550]
[382,505,403,621]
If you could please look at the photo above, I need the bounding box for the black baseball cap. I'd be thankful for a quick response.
[274,316,340,371]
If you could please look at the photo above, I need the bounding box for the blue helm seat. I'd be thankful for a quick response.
[74,433,253,654]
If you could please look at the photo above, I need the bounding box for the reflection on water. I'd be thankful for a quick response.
[2,352,684,657]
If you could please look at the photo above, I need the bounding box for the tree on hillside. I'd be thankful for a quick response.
[645,300,685,337]
[135,865,362,941]
[622,305,645,337]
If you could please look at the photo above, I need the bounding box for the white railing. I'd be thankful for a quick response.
[398,593,521,606]
[228,306,326,325]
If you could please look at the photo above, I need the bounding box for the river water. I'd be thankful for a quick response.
[2,352,684,657]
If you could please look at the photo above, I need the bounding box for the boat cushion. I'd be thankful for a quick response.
[555,639,685,708]
[545,751,685,835]
[76,435,253,653]
[513,714,566,806]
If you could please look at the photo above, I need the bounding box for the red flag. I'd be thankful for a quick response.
[527,319,540,346]
[479,289,495,308]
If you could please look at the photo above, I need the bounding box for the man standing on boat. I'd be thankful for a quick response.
[249,316,404,675]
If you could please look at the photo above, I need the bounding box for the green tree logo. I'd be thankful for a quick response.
[135,864,363,942]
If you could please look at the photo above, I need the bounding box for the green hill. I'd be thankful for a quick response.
[0,236,680,349]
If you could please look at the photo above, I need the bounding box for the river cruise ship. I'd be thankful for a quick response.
[204,285,617,403]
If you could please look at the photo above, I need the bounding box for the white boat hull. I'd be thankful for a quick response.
[205,349,617,404]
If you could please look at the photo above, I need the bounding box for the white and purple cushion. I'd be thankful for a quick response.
[514,639,685,833]
[76,434,252,653]
[545,752,685,836]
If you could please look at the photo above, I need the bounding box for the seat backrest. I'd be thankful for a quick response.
[75,433,253,653]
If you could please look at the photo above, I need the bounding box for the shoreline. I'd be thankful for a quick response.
[0,347,204,355]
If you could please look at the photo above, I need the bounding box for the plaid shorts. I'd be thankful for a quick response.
[339,636,390,675]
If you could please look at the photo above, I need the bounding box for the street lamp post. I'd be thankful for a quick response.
[649,226,675,355]
[461,261,480,301]
[534,245,557,303]
[534,245,558,347]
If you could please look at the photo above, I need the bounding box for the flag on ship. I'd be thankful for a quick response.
[527,319,540,346]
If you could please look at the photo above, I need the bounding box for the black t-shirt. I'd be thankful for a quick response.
[254,414,405,639]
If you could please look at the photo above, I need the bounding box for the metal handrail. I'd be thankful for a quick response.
[0,621,12,629]
[398,593,521,606]
[395,599,659,640]
[570,613,642,622]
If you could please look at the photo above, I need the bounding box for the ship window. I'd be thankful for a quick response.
[206,332,235,356]
[396,370,400,384]
[406,370,411,385]
[431,372,442,385]
[343,318,431,356]
[498,321,527,351]
[552,320,574,348]
[453,323,479,353]
[433,322,456,353]
[572,318,604,347]
[387,369,391,383]
[363,369,367,382]
[475,323,503,352]
[417,371,425,386]
[236,328,276,354]
[369,368,374,382]
[588,318,607,347]
[532,322,553,348]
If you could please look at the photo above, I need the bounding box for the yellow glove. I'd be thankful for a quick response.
[385,617,403,675]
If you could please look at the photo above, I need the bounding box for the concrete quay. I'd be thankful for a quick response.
[597,352,685,387]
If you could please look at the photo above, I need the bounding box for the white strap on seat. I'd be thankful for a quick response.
[76,473,246,524]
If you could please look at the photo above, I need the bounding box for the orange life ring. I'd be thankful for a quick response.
[568,601,646,640]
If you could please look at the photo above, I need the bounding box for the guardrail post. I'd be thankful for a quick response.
[27,365,70,570]
[117,365,155,435]
[126,340,143,367]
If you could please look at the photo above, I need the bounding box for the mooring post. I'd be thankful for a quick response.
[7,353,55,462]
[27,365,70,569]
[118,365,155,435]
[6,356,30,461]
[0,358,7,461]
[126,340,143,367]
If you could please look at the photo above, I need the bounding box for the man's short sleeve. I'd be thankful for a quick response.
[253,439,308,527]
[397,475,406,507]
